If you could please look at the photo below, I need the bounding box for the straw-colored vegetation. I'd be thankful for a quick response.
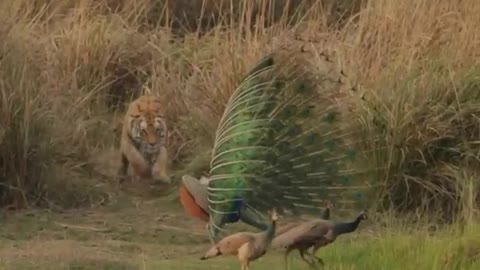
[0,0,479,269]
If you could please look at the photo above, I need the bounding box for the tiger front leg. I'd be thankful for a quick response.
[151,146,171,184]
[118,138,152,182]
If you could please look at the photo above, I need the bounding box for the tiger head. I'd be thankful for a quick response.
[128,96,167,155]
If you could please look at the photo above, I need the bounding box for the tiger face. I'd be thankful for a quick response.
[131,115,166,154]
[128,96,167,156]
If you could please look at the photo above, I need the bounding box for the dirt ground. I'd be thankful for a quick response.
[0,191,211,268]
[0,149,478,270]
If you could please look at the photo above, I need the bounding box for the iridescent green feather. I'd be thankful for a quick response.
[207,50,376,240]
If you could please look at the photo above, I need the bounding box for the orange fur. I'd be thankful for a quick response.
[117,94,170,184]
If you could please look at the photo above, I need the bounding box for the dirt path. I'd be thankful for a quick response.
[0,195,212,268]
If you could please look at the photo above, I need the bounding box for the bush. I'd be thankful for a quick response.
[0,20,53,208]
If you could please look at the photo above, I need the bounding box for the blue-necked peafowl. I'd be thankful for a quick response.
[271,211,368,268]
[179,175,337,247]
[185,46,376,243]
[179,174,271,241]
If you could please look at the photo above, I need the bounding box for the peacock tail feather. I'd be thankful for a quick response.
[207,46,379,241]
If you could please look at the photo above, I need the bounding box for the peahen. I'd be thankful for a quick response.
[271,211,369,268]
[198,46,375,243]
[274,200,335,238]
[200,208,279,270]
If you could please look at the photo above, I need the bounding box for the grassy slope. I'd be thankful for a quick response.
[1,195,479,270]
[0,0,480,269]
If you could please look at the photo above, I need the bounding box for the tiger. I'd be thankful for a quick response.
[117,94,171,185]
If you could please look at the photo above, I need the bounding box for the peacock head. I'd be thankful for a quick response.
[270,208,280,221]
[182,174,209,186]
[325,200,335,210]
[199,176,210,185]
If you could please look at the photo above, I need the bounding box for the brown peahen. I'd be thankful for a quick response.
[200,208,279,270]
[274,200,335,269]
[275,200,335,238]
[272,211,368,268]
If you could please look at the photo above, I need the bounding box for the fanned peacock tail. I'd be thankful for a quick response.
[207,46,379,241]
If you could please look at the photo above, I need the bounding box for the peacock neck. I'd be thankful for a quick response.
[333,215,362,235]
[321,208,330,220]
[265,219,277,243]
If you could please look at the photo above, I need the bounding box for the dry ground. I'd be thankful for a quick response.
[1,191,479,270]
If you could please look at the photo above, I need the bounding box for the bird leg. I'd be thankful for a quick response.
[206,221,225,243]
[306,251,324,269]
[239,258,250,270]
[284,248,293,270]
[314,256,325,266]
[205,223,215,245]
[310,246,325,266]
[298,249,316,269]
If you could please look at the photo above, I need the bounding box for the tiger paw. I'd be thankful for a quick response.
[116,174,129,184]
[152,175,172,185]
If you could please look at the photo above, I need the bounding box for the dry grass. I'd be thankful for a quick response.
[0,0,479,224]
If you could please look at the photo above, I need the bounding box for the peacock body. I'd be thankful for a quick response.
[206,45,376,242]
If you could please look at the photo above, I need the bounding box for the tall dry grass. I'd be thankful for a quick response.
[0,0,478,223]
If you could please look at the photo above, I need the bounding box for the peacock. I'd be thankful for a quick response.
[179,175,210,223]
[184,44,377,243]
[179,174,271,239]
[179,176,338,247]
